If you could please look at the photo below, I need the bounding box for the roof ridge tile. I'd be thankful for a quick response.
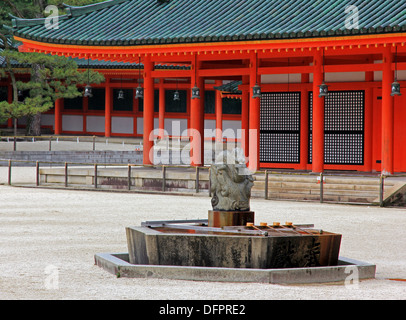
[65,0,130,17]
[10,0,406,46]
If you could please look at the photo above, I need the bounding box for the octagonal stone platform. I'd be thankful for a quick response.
[94,253,376,284]
[95,219,376,284]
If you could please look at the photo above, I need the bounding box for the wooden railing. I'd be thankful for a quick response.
[1,158,399,206]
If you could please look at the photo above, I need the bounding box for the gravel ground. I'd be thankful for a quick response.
[0,167,405,300]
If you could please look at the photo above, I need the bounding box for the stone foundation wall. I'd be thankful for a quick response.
[0,151,143,166]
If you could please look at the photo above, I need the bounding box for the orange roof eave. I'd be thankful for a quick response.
[15,33,406,61]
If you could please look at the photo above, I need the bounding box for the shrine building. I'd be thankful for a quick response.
[3,0,406,174]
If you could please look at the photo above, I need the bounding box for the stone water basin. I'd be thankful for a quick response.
[126,220,342,269]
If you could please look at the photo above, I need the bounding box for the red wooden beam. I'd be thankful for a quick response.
[393,62,406,71]
[258,63,382,75]
[151,55,193,64]
[239,81,380,92]
[152,52,250,63]
[325,63,382,72]
[199,67,250,77]
[151,69,192,78]
[258,65,313,75]
[17,33,406,60]
[195,52,251,61]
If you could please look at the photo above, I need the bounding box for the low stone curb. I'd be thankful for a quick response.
[94,253,376,284]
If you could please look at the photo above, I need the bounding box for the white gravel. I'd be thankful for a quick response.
[0,167,406,300]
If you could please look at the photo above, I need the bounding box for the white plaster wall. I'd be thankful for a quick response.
[86,116,105,133]
[374,71,382,81]
[201,120,241,139]
[137,118,239,138]
[222,120,241,139]
[62,115,83,132]
[396,70,406,81]
[164,118,188,137]
[373,70,405,82]
[204,119,216,137]
[374,60,382,81]
[309,72,365,83]
[112,116,133,134]
[137,117,166,135]
[41,114,55,129]
[137,117,143,135]
[325,72,365,82]
[261,74,301,84]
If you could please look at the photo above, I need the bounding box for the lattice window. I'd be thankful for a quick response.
[260,92,301,163]
[325,134,364,164]
[308,91,365,165]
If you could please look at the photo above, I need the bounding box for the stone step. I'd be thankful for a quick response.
[372,180,406,205]
[267,193,320,201]
[260,187,377,197]
[255,174,384,187]
[267,191,375,204]
[254,175,316,183]
[253,180,380,192]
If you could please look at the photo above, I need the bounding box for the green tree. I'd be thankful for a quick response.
[0,0,107,135]
[0,46,104,135]
[1,0,105,33]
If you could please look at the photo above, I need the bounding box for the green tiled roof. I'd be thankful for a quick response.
[9,0,406,46]
[0,37,20,66]
[214,80,242,94]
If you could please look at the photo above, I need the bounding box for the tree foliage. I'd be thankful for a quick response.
[0,0,107,133]
[1,1,106,33]
[0,49,104,124]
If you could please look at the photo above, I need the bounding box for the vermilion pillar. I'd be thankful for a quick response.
[364,70,374,172]
[54,98,62,135]
[143,55,155,165]
[300,73,309,170]
[241,75,249,160]
[199,76,205,164]
[381,46,394,175]
[190,58,204,167]
[215,80,223,142]
[248,53,260,172]
[158,79,165,139]
[105,78,112,138]
[312,50,325,173]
